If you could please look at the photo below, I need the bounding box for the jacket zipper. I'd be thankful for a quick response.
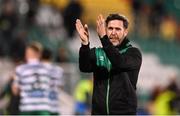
[106,59,111,115]
[106,78,110,114]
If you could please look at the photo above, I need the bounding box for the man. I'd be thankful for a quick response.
[75,14,142,114]
[41,48,64,115]
[12,42,54,115]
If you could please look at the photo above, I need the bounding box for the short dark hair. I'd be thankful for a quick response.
[41,48,52,60]
[105,14,129,29]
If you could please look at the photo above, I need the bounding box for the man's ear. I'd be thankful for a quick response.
[124,29,128,37]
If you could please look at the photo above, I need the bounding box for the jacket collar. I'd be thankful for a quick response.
[115,37,132,50]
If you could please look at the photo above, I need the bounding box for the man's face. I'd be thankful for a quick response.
[25,47,40,61]
[106,20,128,46]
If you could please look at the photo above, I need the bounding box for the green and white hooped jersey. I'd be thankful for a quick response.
[42,62,64,113]
[15,61,64,113]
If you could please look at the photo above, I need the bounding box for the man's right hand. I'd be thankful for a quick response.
[75,19,89,45]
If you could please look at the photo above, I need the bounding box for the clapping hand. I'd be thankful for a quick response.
[96,14,106,38]
[75,19,89,45]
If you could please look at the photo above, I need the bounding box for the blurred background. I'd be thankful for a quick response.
[0,0,180,115]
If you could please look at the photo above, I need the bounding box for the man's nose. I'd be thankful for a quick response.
[112,29,116,35]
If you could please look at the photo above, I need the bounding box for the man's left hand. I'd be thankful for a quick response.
[96,14,106,38]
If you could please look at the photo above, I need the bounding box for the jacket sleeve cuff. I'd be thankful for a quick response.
[81,43,90,49]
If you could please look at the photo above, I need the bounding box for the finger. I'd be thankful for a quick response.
[97,14,103,25]
[96,20,100,31]
[84,24,88,33]
[77,19,84,28]
[99,14,102,20]
[84,24,89,37]
[76,21,84,39]
[99,15,102,24]
[97,15,100,21]
[99,14,105,24]
[75,22,80,31]
[100,14,103,20]
[96,25,101,36]
[75,19,81,31]
[76,19,84,30]
[96,17,101,27]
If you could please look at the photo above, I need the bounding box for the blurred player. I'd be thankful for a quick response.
[12,42,53,115]
[41,48,64,115]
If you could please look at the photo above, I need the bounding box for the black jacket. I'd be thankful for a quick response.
[79,35,142,115]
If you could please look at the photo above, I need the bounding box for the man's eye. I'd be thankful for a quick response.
[108,27,113,30]
[116,28,121,31]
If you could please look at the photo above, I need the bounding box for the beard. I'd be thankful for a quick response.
[109,35,122,46]
[108,31,127,46]
[110,39,120,46]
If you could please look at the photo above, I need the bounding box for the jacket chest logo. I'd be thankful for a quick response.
[99,56,104,61]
